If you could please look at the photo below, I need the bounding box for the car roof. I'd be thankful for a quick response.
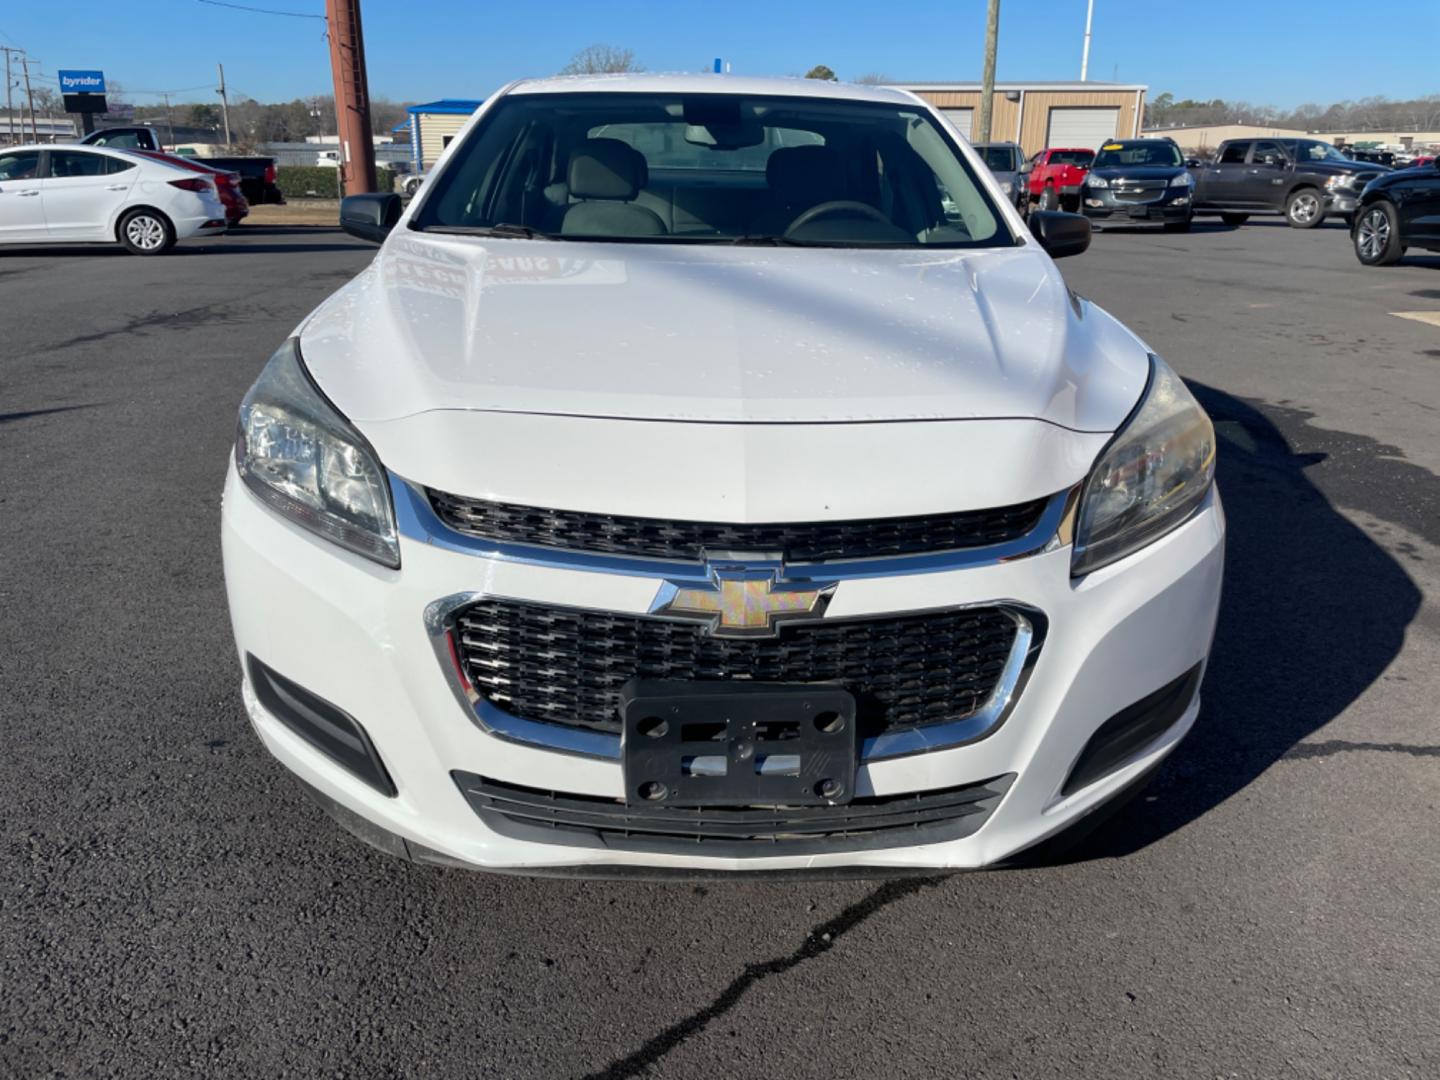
[2,142,145,158]
[505,72,920,106]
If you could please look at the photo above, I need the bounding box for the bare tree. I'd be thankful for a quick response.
[559,45,644,75]
[853,72,890,85]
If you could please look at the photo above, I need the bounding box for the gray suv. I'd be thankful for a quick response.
[972,141,1026,210]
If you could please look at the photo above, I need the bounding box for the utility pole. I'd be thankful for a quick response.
[1081,0,1095,81]
[216,63,232,146]
[0,47,18,145]
[326,0,377,195]
[160,92,175,148]
[20,55,38,141]
[977,0,1000,143]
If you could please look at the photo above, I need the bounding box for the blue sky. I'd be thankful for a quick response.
[2,0,1433,108]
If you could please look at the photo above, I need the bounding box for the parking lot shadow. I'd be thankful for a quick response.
[1051,382,1424,861]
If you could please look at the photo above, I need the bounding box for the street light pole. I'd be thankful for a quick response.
[977,0,1000,143]
[1081,0,1095,81]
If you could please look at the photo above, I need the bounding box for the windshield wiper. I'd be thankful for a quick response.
[421,223,549,239]
[722,234,806,246]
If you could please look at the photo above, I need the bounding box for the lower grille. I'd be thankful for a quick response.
[453,599,1022,738]
[453,771,1015,855]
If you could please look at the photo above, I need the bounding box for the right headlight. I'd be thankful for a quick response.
[1072,356,1215,576]
[234,339,400,568]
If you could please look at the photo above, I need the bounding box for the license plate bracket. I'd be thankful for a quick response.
[620,681,857,807]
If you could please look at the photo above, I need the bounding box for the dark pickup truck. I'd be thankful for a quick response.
[1192,137,1389,228]
[197,156,285,207]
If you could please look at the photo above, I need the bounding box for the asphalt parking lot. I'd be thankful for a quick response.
[3,218,1438,1078]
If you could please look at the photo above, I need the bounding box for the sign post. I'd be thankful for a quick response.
[59,69,107,136]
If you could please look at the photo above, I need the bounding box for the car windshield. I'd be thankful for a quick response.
[978,145,1019,171]
[1298,141,1350,163]
[412,92,1011,248]
[1048,150,1094,165]
[1092,141,1183,168]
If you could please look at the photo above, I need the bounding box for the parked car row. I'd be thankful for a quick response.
[970,133,1440,266]
[81,127,287,208]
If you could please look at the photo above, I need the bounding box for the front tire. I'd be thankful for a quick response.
[1221,212,1249,226]
[1353,202,1403,266]
[1285,189,1324,229]
[118,209,175,255]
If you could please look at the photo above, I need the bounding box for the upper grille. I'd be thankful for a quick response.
[427,489,1049,564]
[454,599,1020,738]
[1112,180,1167,204]
[453,770,1016,856]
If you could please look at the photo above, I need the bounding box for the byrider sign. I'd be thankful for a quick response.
[58,70,107,94]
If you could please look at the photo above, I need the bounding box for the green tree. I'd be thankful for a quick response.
[804,65,838,81]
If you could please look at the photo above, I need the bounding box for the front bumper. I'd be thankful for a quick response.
[1083,188,1193,223]
[1323,191,1360,215]
[221,464,1225,873]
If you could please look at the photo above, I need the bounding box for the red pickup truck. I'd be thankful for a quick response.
[1023,148,1095,212]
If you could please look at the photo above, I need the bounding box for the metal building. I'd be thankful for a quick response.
[891,81,1147,155]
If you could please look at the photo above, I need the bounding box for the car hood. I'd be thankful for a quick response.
[1310,160,1391,176]
[1088,165,1186,181]
[299,232,1149,432]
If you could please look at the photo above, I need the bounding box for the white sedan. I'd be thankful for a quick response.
[0,143,227,254]
[222,74,1223,875]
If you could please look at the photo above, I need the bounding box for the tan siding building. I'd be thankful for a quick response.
[1145,123,1440,152]
[893,82,1147,156]
[406,99,485,171]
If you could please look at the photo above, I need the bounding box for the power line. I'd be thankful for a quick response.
[196,0,325,18]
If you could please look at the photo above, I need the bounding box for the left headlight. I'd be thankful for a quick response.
[1169,171,1194,187]
[1072,356,1215,576]
[235,339,400,568]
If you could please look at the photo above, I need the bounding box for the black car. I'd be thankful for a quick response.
[1079,138,1195,231]
[1352,159,1440,266]
[1192,139,1388,228]
[1348,148,1396,167]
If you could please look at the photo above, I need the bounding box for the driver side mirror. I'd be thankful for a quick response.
[340,193,403,243]
[1029,211,1091,259]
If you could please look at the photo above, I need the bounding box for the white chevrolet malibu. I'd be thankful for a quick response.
[222,75,1223,875]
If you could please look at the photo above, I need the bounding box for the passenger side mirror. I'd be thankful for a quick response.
[1028,210,1091,259]
[340,193,403,243]
[1019,160,1033,173]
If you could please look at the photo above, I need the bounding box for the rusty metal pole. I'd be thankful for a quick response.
[326,0,377,195]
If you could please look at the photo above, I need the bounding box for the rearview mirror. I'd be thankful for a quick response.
[1028,211,1091,259]
[340,193,403,243]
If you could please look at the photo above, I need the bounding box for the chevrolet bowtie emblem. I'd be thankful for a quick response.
[651,570,835,638]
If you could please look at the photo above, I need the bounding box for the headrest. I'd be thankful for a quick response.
[766,145,848,205]
[568,138,648,201]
